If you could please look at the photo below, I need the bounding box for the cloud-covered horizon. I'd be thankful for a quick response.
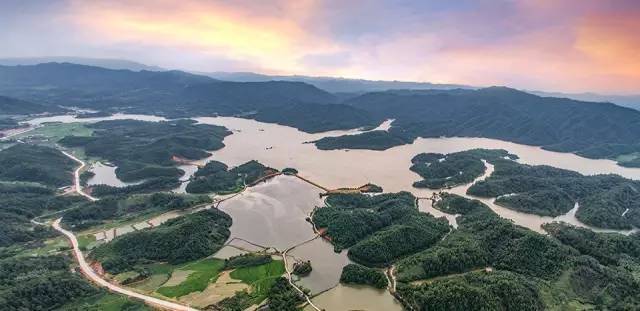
[1,0,639,94]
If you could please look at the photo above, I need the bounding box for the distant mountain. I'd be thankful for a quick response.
[0,63,376,131]
[203,71,472,93]
[250,102,381,133]
[0,57,164,72]
[339,87,640,167]
[531,91,640,111]
[4,62,640,167]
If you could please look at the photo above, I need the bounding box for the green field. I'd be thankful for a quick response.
[156,258,226,298]
[59,293,151,311]
[17,236,70,257]
[77,234,98,251]
[16,122,92,143]
[230,260,286,303]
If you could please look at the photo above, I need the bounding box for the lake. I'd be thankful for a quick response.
[26,113,640,310]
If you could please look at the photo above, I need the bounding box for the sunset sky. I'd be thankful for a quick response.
[1,0,639,94]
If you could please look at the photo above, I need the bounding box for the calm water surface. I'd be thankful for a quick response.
[86,162,142,187]
[27,114,640,309]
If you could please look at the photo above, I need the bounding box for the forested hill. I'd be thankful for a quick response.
[0,63,335,114]
[4,63,640,164]
[344,87,640,165]
[0,95,65,115]
[0,63,380,132]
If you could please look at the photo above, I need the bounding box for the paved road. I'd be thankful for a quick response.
[54,149,198,311]
[52,219,199,311]
[60,150,97,201]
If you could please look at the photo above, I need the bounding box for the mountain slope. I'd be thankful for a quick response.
[0,63,339,117]
[339,87,640,166]
[205,71,471,93]
[0,95,66,115]
[0,57,164,71]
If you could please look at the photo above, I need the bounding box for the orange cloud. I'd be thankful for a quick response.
[575,13,640,79]
[54,0,640,93]
[67,0,340,74]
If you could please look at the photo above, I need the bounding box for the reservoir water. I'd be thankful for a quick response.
[86,162,142,187]
[25,113,640,310]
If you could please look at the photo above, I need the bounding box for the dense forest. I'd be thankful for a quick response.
[59,119,231,181]
[0,143,76,187]
[465,156,640,229]
[339,263,388,288]
[314,130,409,150]
[186,160,277,194]
[250,102,381,133]
[90,176,181,197]
[0,254,149,310]
[62,192,211,230]
[90,209,231,273]
[410,149,517,189]
[0,182,84,248]
[224,253,273,270]
[265,277,304,311]
[0,255,99,310]
[395,193,640,310]
[344,87,640,167]
[0,94,65,115]
[0,144,83,248]
[313,192,449,265]
[0,118,20,131]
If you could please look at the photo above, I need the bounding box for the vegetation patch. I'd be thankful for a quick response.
[399,270,544,311]
[340,264,388,288]
[90,209,231,274]
[156,258,226,298]
[281,167,298,175]
[292,260,312,277]
[62,192,211,230]
[0,255,100,310]
[265,277,304,311]
[410,149,517,189]
[314,130,409,151]
[90,176,182,197]
[229,260,286,303]
[0,143,76,187]
[0,181,84,248]
[58,292,151,311]
[313,192,449,265]
[186,160,277,194]
[59,119,231,181]
[467,155,640,229]
[224,253,272,270]
[16,122,93,145]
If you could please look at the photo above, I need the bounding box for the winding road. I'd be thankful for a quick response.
[51,150,198,311]
[53,219,198,311]
[60,150,97,201]
[52,150,329,310]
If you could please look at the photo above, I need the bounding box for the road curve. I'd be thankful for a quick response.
[60,150,98,201]
[55,150,198,310]
[52,219,199,311]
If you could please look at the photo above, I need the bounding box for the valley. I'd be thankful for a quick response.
[4,112,640,310]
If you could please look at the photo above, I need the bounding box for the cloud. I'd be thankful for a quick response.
[0,0,638,93]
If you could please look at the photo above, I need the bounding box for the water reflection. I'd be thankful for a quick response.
[87,162,141,187]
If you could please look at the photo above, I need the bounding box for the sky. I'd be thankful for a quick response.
[1,0,639,94]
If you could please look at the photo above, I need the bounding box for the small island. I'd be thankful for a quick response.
[339,264,388,289]
[292,260,312,276]
[314,130,410,151]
